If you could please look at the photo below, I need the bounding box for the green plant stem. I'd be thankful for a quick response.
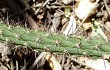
[0,23,110,57]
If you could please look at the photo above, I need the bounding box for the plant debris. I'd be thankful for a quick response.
[0,0,110,70]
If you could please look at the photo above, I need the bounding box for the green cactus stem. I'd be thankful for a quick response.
[0,23,110,57]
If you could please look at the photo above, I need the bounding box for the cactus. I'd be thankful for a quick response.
[0,23,110,57]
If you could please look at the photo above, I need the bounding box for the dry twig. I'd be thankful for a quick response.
[35,0,50,15]
[103,0,110,16]
[29,52,46,70]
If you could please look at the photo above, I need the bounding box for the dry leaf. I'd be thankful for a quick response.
[63,15,76,35]
[50,13,60,33]
[75,0,99,20]
[0,42,11,62]
[45,52,62,70]
[85,59,110,70]
[62,17,68,25]
[0,62,8,70]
